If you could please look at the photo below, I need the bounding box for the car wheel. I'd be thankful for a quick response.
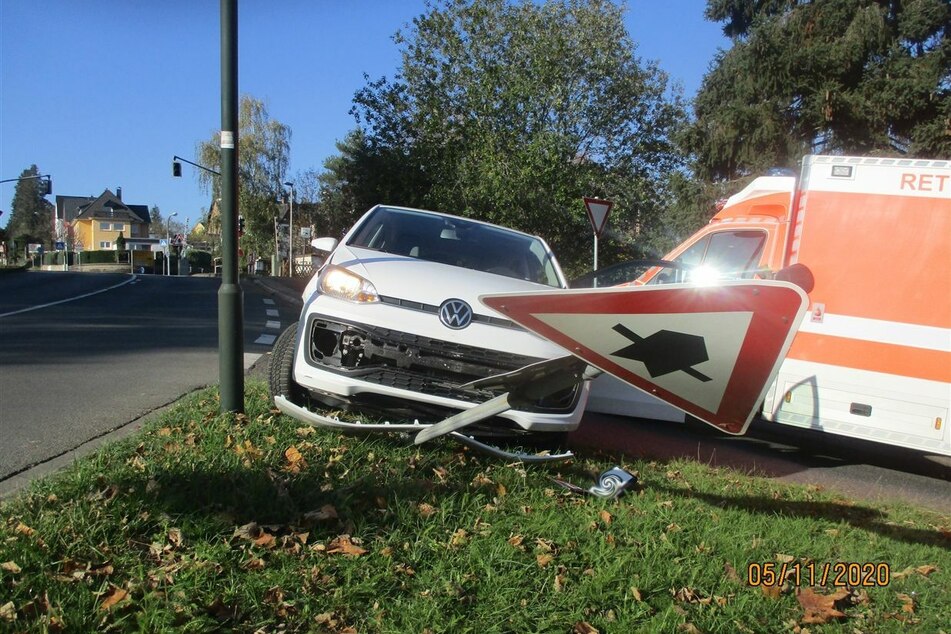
[269,322,302,404]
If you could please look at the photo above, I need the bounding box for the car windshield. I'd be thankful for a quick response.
[347,207,563,287]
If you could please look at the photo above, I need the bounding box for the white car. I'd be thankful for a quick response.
[269,205,588,455]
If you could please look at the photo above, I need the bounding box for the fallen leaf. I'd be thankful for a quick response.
[573,622,598,634]
[631,587,643,601]
[168,528,183,548]
[507,535,525,549]
[775,553,795,563]
[723,562,740,582]
[99,586,129,611]
[285,446,303,465]
[296,426,315,436]
[326,535,367,557]
[496,483,507,497]
[14,522,35,537]
[797,587,850,624]
[679,624,702,634]
[418,503,436,518]
[761,584,783,599]
[915,564,937,576]
[432,466,449,482]
[536,553,554,568]
[0,602,15,622]
[897,593,916,614]
[1,561,21,574]
[600,510,613,525]
[449,529,469,548]
[554,573,566,591]
[303,504,338,522]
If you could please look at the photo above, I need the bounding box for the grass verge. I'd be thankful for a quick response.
[1,382,949,633]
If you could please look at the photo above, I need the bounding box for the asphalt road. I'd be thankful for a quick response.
[0,270,302,488]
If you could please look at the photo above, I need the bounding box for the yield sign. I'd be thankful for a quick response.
[583,197,613,237]
[481,281,808,435]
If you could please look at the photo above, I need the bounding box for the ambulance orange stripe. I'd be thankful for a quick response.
[788,333,951,383]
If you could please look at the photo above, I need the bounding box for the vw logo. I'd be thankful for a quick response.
[438,298,473,329]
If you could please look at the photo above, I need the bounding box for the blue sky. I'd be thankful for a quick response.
[0,1,727,231]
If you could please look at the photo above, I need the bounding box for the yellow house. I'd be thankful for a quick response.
[55,189,151,251]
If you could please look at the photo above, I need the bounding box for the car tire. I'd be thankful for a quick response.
[269,322,302,404]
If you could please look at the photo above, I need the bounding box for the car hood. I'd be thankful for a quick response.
[332,245,557,315]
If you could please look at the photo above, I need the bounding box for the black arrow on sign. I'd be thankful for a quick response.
[611,323,712,382]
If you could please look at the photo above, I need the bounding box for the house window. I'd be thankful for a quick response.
[100,241,112,249]
[113,223,125,231]
[100,222,111,231]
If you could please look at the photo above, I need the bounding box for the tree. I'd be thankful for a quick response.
[324,0,687,272]
[150,205,163,230]
[686,0,950,181]
[196,95,292,259]
[5,165,53,258]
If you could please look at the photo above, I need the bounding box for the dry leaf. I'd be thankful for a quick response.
[14,522,35,537]
[797,587,850,624]
[536,553,554,568]
[327,535,367,557]
[554,573,566,591]
[507,535,525,548]
[432,466,449,482]
[99,586,129,611]
[915,564,937,576]
[0,602,15,622]
[285,446,303,464]
[775,553,795,563]
[631,587,643,601]
[296,426,315,436]
[572,622,599,634]
[1,561,21,574]
[897,593,916,614]
[303,504,338,522]
[600,510,613,525]
[723,562,740,582]
[168,528,183,547]
[449,529,469,547]
[761,584,783,599]
[418,503,436,518]
[496,482,507,497]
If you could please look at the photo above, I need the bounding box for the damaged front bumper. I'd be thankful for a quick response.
[273,394,573,463]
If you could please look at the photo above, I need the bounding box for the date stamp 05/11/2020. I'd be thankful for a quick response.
[747,562,891,588]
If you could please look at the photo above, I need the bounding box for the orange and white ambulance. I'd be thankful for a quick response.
[587,154,951,456]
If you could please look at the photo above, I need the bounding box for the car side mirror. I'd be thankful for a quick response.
[311,237,339,254]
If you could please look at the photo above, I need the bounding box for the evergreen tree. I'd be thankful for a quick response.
[686,0,950,181]
[6,165,53,256]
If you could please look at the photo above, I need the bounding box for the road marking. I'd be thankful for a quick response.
[265,320,281,330]
[255,334,277,345]
[266,309,279,317]
[0,275,138,319]
[263,299,275,305]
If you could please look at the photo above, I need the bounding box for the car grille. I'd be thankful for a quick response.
[303,315,580,413]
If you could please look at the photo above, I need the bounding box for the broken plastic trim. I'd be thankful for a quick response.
[273,395,573,463]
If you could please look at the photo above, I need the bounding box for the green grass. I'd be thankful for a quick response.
[1,382,948,633]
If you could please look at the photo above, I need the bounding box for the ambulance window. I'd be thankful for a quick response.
[649,237,709,284]
[703,230,766,278]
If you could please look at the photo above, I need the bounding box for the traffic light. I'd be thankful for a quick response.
[172,161,182,177]
[42,177,52,196]
[238,215,245,236]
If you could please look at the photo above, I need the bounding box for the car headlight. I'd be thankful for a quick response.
[318,265,380,303]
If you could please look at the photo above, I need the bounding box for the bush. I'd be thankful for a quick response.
[187,250,213,273]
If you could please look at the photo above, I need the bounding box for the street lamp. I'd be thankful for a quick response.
[284,181,294,277]
[166,212,178,276]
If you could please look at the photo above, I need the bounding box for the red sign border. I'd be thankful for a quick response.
[583,197,613,237]
[482,282,807,435]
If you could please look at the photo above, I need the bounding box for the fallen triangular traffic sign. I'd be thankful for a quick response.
[481,281,807,434]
